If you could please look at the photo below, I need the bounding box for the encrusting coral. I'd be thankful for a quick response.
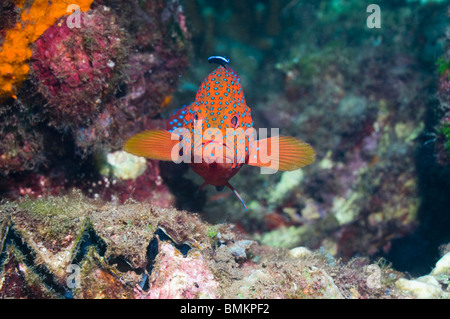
[0,0,94,100]
[0,0,190,206]
[2,192,448,299]
[31,7,128,129]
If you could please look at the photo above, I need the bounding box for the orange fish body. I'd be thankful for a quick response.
[124,57,315,211]
[169,65,251,187]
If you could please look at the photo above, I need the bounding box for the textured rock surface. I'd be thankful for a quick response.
[0,0,190,179]
[1,193,445,299]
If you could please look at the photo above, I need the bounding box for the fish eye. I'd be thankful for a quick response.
[230,115,239,128]
[194,114,198,121]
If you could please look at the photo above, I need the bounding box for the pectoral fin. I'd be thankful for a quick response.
[247,136,315,171]
[123,129,179,162]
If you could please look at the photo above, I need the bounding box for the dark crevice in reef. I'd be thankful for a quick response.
[159,161,207,213]
[384,88,450,276]
[0,127,101,201]
[379,4,450,277]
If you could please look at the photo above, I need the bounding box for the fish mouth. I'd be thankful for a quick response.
[195,140,234,163]
[202,140,228,147]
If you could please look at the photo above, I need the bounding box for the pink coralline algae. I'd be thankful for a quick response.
[31,8,127,128]
[134,242,219,299]
[27,1,190,155]
[1,0,191,207]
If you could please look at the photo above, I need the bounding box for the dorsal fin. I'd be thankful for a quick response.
[167,105,190,132]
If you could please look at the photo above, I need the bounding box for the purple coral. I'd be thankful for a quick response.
[29,1,190,154]
[31,8,127,129]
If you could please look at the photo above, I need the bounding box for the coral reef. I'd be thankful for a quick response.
[0,0,191,207]
[0,0,94,100]
[435,13,450,165]
[3,193,446,299]
[31,7,128,129]
[178,1,449,275]
[1,0,449,300]
[27,0,190,154]
[0,99,46,176]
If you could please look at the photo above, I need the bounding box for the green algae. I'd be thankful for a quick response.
[14,193,92,249]
[437,122,450,157]
[437,57,450,76]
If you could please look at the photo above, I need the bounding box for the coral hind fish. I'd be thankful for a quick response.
[124,56,315,211]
